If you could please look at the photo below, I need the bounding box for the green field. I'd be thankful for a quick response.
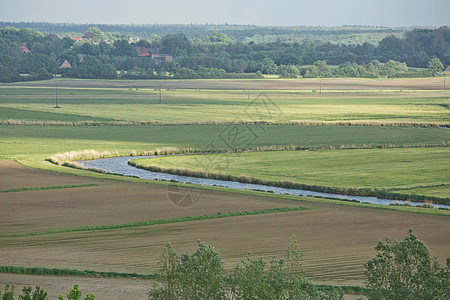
[132,148,450,198]
[1,124,448,160]
[1,86,449,124]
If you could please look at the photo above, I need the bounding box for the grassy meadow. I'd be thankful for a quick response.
[0,78,449,297]
[132,147,450,198]
[0,85,449,124]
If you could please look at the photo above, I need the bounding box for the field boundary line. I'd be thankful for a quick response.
[3,207,308,238]
[0,183,98,193]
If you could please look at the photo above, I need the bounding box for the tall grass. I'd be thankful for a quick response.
[1,119,448,128]
[46,147,195,166]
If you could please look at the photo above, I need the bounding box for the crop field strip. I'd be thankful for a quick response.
[2,77,449,90]
[1,86,449,124]
[131,147,450,199]
[1,202,448,285]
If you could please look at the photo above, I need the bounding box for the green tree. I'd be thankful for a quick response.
[18,286,48,300]
[230,236,342,299]
[365,229,448,300]
[428,58,444,76]
[259,57,277,74]
[1,285,15,300]
[149,241,226,300]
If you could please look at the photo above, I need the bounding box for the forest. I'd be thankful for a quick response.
[0,24,448,82]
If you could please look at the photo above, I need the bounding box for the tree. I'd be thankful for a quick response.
[428,58,444,76]
[0,284,15,300]
[259,57,277,74]
[230,236,343,299]
[365,229,449,300]
[149,241,226,300]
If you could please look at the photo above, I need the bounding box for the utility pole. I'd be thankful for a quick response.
[319,79,322,95]
[54,87,60,108]
[159,84,162,104]
[248,84,250,101]
[444,74,446,90]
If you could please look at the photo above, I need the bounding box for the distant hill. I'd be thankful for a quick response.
[0,22,413,44]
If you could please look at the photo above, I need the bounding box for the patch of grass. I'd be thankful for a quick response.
[1,125,448,159]
[0,183,98,193]
[6,207,308,238]
[0,86,449,124]
[0,265,155,279]
[131,147,450,201]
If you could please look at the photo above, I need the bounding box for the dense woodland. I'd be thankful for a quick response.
[0,24,449,82]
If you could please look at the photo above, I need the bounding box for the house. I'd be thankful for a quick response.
[78,54,86,63]
[136,46,150,57]
[21,43,31,53]
[57,59,72,69]
[147,48,174,62]
[128,36,139,44]
[83,32,97,39]
[444,65,450,75]
[70,37,83,42]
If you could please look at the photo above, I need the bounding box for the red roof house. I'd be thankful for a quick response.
[136,46,150,57]
[444,65,450,75]
[57,59,72,69]
[21,43,31,53]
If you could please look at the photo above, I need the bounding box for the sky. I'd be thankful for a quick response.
[0,0,449,27]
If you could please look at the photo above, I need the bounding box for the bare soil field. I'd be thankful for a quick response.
[0,161,449,298]
[0,160,299,236]
[1,193,448,284]
[2,77,447,90]
[0,160,94,190]
[0,273,149,300]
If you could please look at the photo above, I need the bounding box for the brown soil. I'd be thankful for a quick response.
[0,161,298,236]
[0,160,93,190]
[0,160,449,296]
[2,78,447,90]
[0,273,149,300]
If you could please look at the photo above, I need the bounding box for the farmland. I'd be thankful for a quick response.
[0,78,449,298]
[131,147,450,199]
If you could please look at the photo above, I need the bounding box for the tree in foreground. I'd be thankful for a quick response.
[148,240,225,300]
[365,229,449,300]
[149,237,343,299]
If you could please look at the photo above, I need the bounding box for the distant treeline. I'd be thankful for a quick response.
[0,25,448,82]
[0,22,408,43]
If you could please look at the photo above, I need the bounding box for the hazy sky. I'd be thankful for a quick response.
[1,0,448,27]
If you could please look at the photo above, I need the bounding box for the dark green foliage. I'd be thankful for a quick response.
[365,229,449,300]
[1,24,450,82]
[149,241,226,299]
[1,285,15,300]
[149,237,344,299]
[0,265,155,280]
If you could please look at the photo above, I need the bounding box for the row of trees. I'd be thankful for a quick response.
[0,25,449,82]
[0,284,94,300]
[149,230,449,299]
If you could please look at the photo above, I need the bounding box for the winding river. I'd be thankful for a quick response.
[79,156,450,209]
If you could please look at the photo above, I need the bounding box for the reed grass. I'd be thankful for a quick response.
[1,119,447,128]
